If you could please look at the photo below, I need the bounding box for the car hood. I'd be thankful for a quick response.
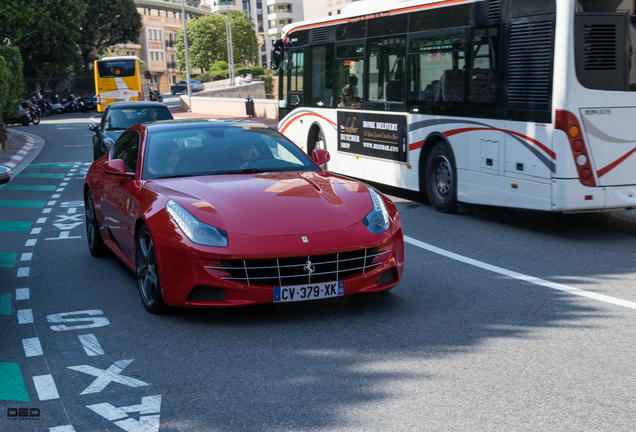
[103,130,125,141]
[146,171,373,236]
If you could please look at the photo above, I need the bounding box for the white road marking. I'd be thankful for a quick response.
[33,374,60,400]
[15,288,29,300]
[67,207,77,214]
[60,182,68,186]
[25,239,37,246]
[21,253,32,261]
[18,309,33,324]
[56,188,64,192]
[22,337,43,357]
[47,201,56,206]
[87,395,161,432]
[52,194,61,199]
[49,426,76,432]
[17,267,30,277]
[30,227,41,234]
[42,208,52,214]
[68,359,149,395]
[78,334,105,356]
[404,235,636,310]
[36,217,47,224]
[45,231,82,240]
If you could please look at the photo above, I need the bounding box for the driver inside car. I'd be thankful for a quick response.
[231,141,258,169]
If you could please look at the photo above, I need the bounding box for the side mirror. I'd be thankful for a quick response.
[312,149,330,167]
[103,159,134,177]
[88,123,98,132]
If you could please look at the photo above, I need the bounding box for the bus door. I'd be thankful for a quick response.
[279,48,304,119]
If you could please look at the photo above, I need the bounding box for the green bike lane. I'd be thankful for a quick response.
[0,160,90,429]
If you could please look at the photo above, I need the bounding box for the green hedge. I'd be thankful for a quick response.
[251,66,264,77]
[0,46,23,120]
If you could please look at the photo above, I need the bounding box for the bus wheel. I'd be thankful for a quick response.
[426,143,457,213]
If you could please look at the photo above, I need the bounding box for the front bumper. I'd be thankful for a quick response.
[150,222,404,308]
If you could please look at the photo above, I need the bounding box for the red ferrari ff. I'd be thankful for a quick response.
[84,119,404,313]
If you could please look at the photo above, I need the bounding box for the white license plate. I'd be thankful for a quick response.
[274,281,344,303]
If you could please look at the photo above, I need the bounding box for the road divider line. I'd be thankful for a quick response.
[22,337,43,357]
[17,309,33,324]
[404,235,636,310]
[33,374,60,401]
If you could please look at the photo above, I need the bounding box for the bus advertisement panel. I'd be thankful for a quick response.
[94,56,150,112]
[337,112,407,162]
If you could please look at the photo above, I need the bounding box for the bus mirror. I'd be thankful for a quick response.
[271,39,285,70]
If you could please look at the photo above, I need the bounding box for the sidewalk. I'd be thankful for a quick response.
[0,127,36,169]
[168,105,279,128]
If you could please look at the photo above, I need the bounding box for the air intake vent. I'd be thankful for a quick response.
[582,24,617,70]
[488,0,501,21]
[507,21,553,105]
[312,27,328,43]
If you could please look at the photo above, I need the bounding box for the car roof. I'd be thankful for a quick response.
[105,102,170,110]
[144,118,271,132]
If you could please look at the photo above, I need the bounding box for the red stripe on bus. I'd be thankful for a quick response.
[597,145,636,178]
[286,0,471,38]
[444,127,556,160]
[279,113,337,134]
[409,141,424,151]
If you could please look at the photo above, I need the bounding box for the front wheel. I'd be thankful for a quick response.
[156,95,163,102]
[136,226,169,314]
[85,190,108,256]
[31,114,40,125]
[425,143,458,213]
[20,116,29,126]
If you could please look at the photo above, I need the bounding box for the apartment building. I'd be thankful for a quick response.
[302,0,352,20]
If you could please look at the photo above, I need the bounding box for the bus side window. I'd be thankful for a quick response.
[467,27,499,119]
[367,36,406,111]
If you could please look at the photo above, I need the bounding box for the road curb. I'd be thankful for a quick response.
[1,130,37,169]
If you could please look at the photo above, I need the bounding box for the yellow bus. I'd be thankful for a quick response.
[94,56,150,112]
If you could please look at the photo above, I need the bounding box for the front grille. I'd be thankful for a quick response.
[207,248,386,286]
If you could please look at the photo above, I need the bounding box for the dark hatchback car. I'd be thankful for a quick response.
[89,102,173,160]
[170,79,204,94]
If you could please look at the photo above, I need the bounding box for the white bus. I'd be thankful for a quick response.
[274,0,636,213]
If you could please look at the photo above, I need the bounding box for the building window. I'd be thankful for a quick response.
[150,51,164,62]
[148,29,162,42]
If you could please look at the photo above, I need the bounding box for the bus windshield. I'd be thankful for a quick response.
[96,60,136,78]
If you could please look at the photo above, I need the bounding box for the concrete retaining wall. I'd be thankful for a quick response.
[181,96,279,119]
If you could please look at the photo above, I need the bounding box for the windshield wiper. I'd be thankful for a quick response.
[155,173,194,179]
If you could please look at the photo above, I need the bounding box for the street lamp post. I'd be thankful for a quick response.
[181,0,192,110]
[226,2,235,87]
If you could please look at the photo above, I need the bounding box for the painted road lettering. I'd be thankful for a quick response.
[47,310,110,331]
[87,395,162,432]
[67,359,149,395]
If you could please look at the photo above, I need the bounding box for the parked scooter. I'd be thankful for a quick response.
[62,94,78,113]
[22,100,40,125]
[51,95,64,115]
[149,87,163,102]
[34,96,53,117]
[4,107,32,126]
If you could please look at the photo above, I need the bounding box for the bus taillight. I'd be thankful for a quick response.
[555,110,596,187]
[96,95,101,105]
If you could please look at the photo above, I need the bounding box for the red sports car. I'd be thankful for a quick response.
[84,119,404,313]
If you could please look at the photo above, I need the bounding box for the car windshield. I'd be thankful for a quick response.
[104,107,173,131]
[142,125,318,179]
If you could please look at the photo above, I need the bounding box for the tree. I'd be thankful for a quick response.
[77,0,143,71]
[176,15,227,72]
[229,11,258,66]
[0,47,24,151]
[176,11,259,72]
[1,0,87,81]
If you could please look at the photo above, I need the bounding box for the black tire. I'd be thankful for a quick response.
[136,226,169,314]
[425,143,458,213]
[20,116,29,126]
[157,95,163,102]
[85,190,108,256]
[171,89,175,95]
[31,114,40,125]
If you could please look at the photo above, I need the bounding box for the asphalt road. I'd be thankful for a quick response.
[2,112,636,431]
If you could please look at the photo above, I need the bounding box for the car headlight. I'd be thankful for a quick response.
[362,187,391,235]
[166,199,228,247]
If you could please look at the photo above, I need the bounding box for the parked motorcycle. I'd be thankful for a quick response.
[21,100,40,125]
[4,107,32,126]
[51,95,64,115]
[35,96,53,117]
[149,88,163,102]
[62,94,78,113]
